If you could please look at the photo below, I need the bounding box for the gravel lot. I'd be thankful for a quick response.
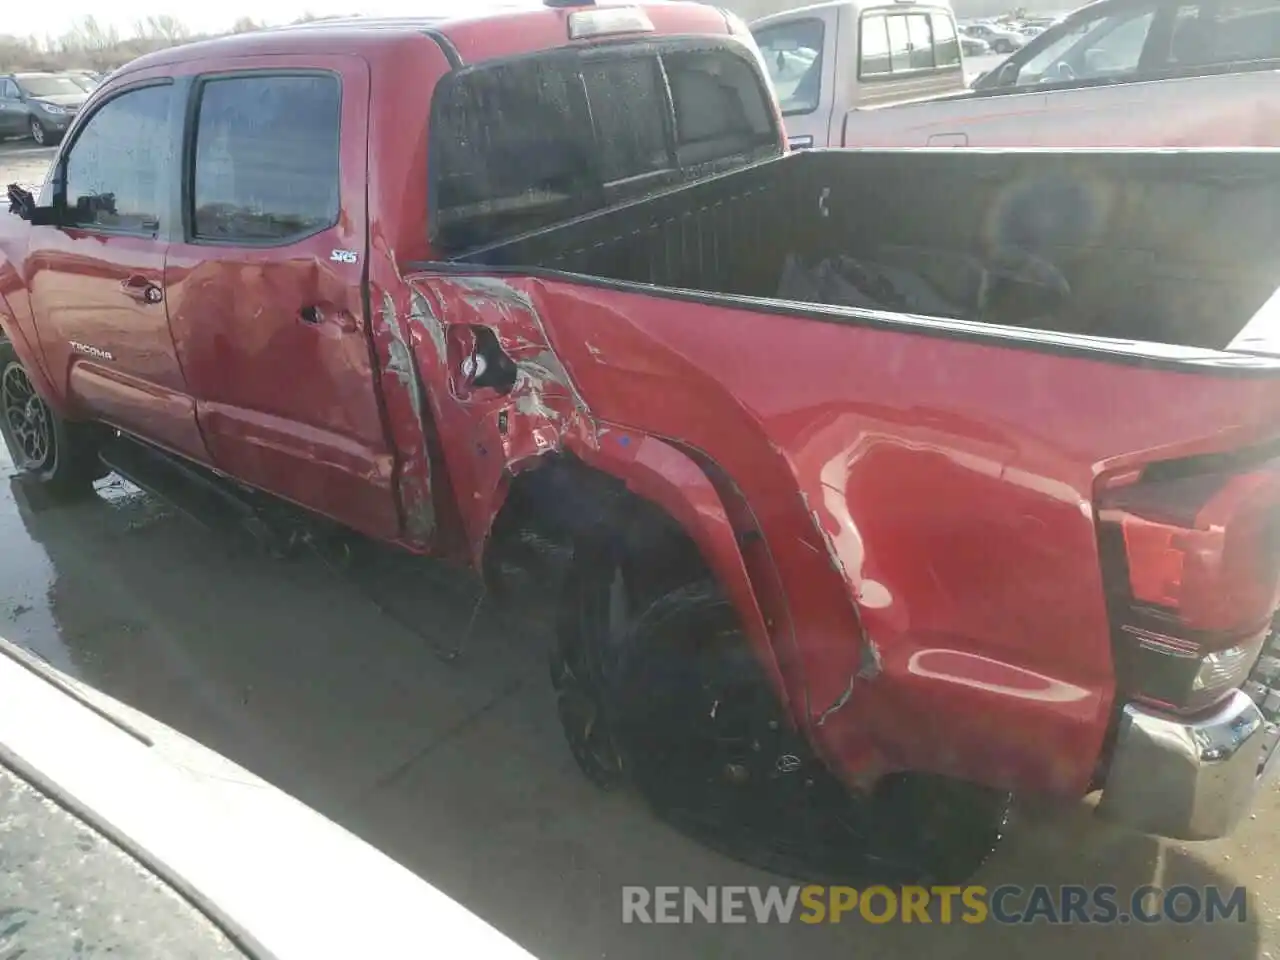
[2,138,1279,960]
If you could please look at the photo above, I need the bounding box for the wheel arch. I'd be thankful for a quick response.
[0,300,68,417]
[480,431,802,725]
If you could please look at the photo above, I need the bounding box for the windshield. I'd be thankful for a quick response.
[430,41,781,252]
[18,75,84,97]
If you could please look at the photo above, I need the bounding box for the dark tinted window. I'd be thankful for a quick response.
[431,45,778,251]
[65,84,171,233]
[583,58,670,183]
[753,18,825,113]
[192,74,340,242]
[667,48,776,165]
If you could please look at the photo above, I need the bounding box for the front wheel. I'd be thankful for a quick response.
[27,116,47,146]
[0,343,106,497]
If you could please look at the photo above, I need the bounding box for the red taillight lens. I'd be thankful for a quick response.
[1103,467,1280,636]
[1098,459,1280,713]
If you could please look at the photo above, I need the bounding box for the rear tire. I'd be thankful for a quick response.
[553,545,1012,884]
[0,342,106,498]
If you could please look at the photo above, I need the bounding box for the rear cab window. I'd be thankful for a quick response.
[429,40,781,252]
[860,7,963,78]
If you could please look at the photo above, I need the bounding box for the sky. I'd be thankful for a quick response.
[33,0,491,41]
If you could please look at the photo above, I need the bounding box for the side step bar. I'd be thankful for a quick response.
[98,434,282,550]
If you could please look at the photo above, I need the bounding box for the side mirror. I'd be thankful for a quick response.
[7,184,62,226]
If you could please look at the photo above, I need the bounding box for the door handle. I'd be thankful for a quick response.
[120,276,162,304]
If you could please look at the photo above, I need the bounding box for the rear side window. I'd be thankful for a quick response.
[752,18,825,114]
[430,44,779,251]
[190,73,340,243]
[861,9,963,77]
[1172,0,1280,64]
[64,83,172,233]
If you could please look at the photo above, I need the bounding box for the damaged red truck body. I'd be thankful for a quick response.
[4,0,1280,874]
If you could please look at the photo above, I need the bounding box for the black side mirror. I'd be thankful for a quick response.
[7,184,61,226]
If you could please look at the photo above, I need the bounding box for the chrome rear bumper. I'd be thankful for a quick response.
[1098,688,1280,840]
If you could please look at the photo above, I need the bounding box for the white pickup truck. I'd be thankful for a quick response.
[754,0,1280,147]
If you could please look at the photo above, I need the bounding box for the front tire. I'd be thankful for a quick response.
[0,343,105,498]
[28,116,46,146]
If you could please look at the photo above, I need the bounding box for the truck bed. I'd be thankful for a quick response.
[458,149,1280,350]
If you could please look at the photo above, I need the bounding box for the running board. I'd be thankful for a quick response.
[98,434,281,550]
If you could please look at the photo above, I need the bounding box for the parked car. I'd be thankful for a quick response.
[961,34,992,54]
[65,69,104,92]
[0,634,537,960]
[0,72,89,145]
[3,0,1280,879]
[817,0,1280,146]
[752,0,968,149]
[960,20,1026,51]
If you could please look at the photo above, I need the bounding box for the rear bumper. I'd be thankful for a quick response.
[1098,689,1280,840]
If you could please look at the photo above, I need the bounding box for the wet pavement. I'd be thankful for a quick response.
[3,141,1280,959]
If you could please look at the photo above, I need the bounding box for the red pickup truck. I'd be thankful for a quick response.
[3,0,1280,881]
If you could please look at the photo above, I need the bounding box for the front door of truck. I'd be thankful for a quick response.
[163,58,401,542]
[26,78,209,463]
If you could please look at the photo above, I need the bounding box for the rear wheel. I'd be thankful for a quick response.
[554,545,1012,884]
[0,342,106,498]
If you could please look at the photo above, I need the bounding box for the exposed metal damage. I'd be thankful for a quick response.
[375,290,436,542]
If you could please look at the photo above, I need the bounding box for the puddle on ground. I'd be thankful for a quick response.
[0,446,166,673]
[0,444,66,670]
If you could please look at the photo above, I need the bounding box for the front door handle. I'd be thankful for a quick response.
[120,275,162,304]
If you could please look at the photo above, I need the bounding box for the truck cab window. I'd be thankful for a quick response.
[191,74,340,243]
[430,43,778,251]
[582,58,669,184]
[665,49,775,167]
[751,18,824,114]
[63,84,171,234]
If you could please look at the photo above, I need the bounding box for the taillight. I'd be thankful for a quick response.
[1098,459,1280,714]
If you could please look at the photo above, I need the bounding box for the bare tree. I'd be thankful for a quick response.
[232,17,265,34]
[135,15,191,44]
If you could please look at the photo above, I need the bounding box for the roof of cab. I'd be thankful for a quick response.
[116,1,735,77]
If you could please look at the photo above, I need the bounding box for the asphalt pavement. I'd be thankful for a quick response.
[2,139,1279,960]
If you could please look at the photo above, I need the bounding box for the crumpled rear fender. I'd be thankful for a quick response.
[404,271,837,730]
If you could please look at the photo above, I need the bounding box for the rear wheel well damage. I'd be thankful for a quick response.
[485,454,1010,884]
[482,454,709,609]
[482,453,791,771]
